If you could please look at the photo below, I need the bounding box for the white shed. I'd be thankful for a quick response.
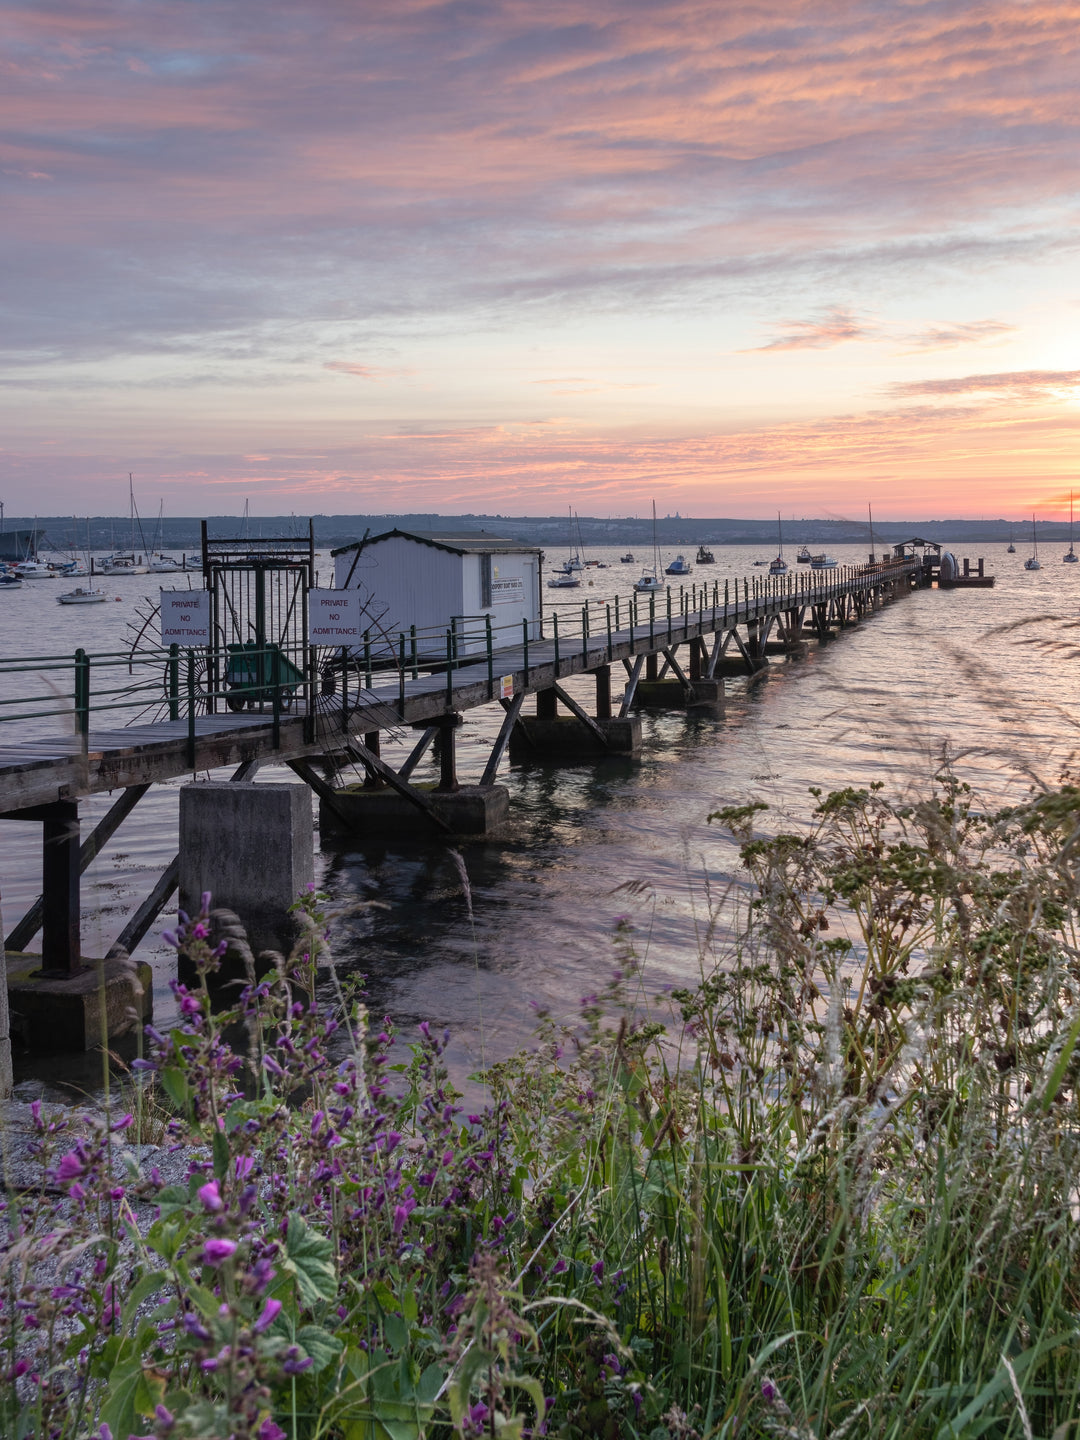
[331,529,543,660]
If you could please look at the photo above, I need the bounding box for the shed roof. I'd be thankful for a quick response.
[331,528,542,559]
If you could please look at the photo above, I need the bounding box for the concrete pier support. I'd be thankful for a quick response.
[320,783,510,839]
[508,713,642,761]
[632,678,725,716]
[179,782,314,961]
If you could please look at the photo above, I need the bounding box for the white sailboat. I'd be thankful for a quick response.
[634,502,665,593]
[768,512,788,576]
[59,519,110,603]
[1024,513,1041,570]
[1064,494,1078,563]
[100,475,149,575]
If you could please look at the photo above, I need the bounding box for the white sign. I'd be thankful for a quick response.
[160,589,210,646]
[308,588,364,644]
[500,675,514,700]
[491,577,524,604]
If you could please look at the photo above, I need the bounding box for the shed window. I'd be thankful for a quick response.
[480,554,492,607]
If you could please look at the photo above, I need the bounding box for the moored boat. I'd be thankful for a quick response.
[620,552,634,563]
[1024,513,1041,570]
[695,545,715,564]
[796,544,812,563]
[665,554,692,576]
[810,553,838,570]
[57,585,109,605]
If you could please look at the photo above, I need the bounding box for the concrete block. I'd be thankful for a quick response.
[686,678,724,716]
[179,783,313,959]
[7,954,152,1053]
[319,783,510,838]
[508,714,642,761]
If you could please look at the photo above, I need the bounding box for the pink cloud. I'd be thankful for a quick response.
[889,369,1080,401]
[746,307,874,352]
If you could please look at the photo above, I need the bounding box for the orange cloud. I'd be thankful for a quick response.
[889,370,1080,401]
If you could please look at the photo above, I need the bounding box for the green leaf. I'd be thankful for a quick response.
[298,1323,344,1375]
[98,1356,143,1440]
[283,1213,337,1306]
[160,1066,189,1110]
[212,1127,231,1181]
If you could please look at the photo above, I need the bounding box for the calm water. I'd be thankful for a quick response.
[5,541,1079,1097]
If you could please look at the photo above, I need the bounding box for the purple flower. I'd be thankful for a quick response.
[155,1403,175,1429]
[591,1259,604,1284]
[110,1112,133,1131]
[55,1150,84,1182]
[197,1180,223,1213]
[235,1155,255,1181]
[253,1298,282,1333]
[202,1238,238,1265]
[762,1379,779,1403]
[257,1421,287,1440]
[191,921,210,940]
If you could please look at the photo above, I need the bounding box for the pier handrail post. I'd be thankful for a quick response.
[581,603,588,666]
[75,648,90,747]
[270,642,282,751]
[451,616,459,667]
[166,643,179,723]
[446,630,454,709]
[666,587,672,642]
[615,594,620,633]
[649,592,655,645]
[398,633,406,715]
[606,603,612,662]
[522,617,529,685]
[186,648,196,769]
[486,615,494,699]
[553,611,560,676]
[364,630,372,689]
[410,624,418,679]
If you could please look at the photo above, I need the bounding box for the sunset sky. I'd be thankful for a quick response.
[2,0,1079,519]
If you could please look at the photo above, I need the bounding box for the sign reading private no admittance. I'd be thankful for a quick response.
[160,589,211,646]
[308,589,364,644]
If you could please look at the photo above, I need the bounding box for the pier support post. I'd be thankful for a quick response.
[434,713,462,793]
[536,688,558,720]
[179,782,314,963]
[594,666,612,720]
[41,802,81,976]
[362,730,385,788]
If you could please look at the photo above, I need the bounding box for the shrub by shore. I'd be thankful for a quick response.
[5,774,1080,1438]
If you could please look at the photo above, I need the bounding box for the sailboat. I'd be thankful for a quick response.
[147,500,182,573]
[1064,494,1078,563]
[634,502,665,592]
[59,519,109,603]
[1024,513,1041,570]
[768,512,788,576]
[548,509,583,587]
[1006,526,1016,554]
[101,475,149,574]
[553,508,583,574]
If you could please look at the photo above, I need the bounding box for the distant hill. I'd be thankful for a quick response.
[13,512,1050,554]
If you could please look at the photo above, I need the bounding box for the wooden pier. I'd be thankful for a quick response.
[0,555,925,1074]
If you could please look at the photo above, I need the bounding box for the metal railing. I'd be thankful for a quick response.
[0,561,918,757]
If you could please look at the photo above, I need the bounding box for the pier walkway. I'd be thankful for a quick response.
[0,557,922,1045]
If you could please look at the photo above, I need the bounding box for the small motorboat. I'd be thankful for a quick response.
[1007,542,1016,553]
[13,560,57,578]
[0,571,23,589]
[620,552,635,563]
[665,554,692,576]
[810,553,838,570]
[58,585,109,604]
[695,545,715,564]
[547,571,581,588]
[796,544,813,563]
[634,570,665,593]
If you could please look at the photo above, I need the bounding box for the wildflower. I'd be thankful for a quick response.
[197,1179,223,1213]
[257,1421,287,1440]
[253,1297,282,1333]
[202,1238,238,1265]
[55,1150,84,1182]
